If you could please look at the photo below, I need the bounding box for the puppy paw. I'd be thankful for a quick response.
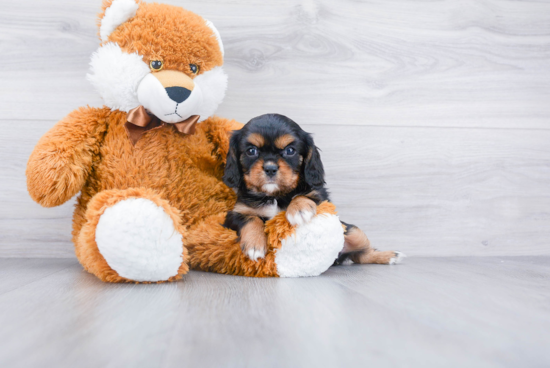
[389,251,406,265]
[244,246,267,261]
[286,196,317,226]
[240,217,268,261]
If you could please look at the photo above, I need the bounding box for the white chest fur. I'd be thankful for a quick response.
[233,200,281,219]
[257,200,280,220]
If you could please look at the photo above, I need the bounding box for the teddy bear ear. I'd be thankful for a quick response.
[204,19,224,57]
[98,0,140,42]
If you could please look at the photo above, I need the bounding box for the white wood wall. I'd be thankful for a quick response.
[1,0,549,258]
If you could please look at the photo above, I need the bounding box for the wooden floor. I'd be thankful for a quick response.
[0,257,548,368]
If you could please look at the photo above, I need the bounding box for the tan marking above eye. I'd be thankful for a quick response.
[275,134,295,149]
[247,133,265,147]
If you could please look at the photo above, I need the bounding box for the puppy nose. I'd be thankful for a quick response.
[165,86,191,103]
[263,162,279,177]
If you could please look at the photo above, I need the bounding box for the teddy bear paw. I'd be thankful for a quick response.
[95,198,185,282]
[275,213,344,277]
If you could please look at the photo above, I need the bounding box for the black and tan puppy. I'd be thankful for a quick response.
[223,113,404,264]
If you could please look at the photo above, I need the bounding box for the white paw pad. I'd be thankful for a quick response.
[286,208,315,227]
[389,252,406,265]
[95,198,184,282]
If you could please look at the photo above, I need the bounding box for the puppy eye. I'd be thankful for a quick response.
[246,147,259,157]
[150,60,163,71]
[283,147,296,156]
[190,64,199,74]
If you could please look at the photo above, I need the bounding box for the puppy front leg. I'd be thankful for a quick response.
[240,217,269,261]
[286,196,317,226]
[224,211,267,261]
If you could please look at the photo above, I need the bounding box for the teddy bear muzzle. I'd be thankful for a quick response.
[137,69,203,124]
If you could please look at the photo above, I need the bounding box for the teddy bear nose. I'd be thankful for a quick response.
[165,87,191,103]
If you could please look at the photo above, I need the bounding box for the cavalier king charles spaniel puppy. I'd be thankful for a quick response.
[223,113,403,265]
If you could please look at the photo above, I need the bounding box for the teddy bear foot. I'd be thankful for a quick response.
[273,203,345,277]
[75,188,189,283]
[94,197,186,282]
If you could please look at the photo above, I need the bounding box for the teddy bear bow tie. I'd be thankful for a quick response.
[124,105,200,146]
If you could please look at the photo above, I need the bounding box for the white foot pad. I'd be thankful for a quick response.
[96,198,184,282]
[275,214,344,277]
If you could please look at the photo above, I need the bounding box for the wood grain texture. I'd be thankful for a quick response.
[0,120,75,258]
[311,124,550,257]
[0,257,549,367]
[0,0,549,128]
[1,0,549,257]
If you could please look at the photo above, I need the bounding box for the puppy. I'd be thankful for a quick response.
[223,113,403,265]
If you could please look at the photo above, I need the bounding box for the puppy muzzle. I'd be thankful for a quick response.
[263,161,279,178]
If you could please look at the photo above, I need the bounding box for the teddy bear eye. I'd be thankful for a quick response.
[150,60,163,71]
[190,64,199,74]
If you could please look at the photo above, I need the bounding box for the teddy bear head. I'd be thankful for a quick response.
[87,0,227,123]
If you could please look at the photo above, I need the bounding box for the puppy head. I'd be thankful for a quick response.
[223,114,325,195]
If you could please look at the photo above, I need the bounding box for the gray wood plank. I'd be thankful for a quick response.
[2,120,549,257]
[0,258,75,295]
[1,0,549,129]
[0,257,548,368]
[309,124,550,257]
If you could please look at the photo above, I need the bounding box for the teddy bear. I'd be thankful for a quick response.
[26,0,345,283]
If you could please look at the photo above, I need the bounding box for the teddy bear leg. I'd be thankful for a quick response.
[185,202,344,278]
[266,201,345,277]
[75,188,189,283]
[185,213,281,277]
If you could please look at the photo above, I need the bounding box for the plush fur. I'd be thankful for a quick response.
[96,197,184,282]
[26,0,346,282]
[91,0,228,120]
[277,210,343,277]
[77,187,189,283]
[99,0,139,42]
[87,42,150,112]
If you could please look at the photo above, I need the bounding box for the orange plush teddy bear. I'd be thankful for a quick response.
[26,0,345,283]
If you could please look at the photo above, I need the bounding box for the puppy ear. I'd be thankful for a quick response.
[223,131,242,188]
[303,134,325,189]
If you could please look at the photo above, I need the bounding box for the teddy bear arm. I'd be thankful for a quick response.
[27,107,109,207]
[201,116,244,163]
